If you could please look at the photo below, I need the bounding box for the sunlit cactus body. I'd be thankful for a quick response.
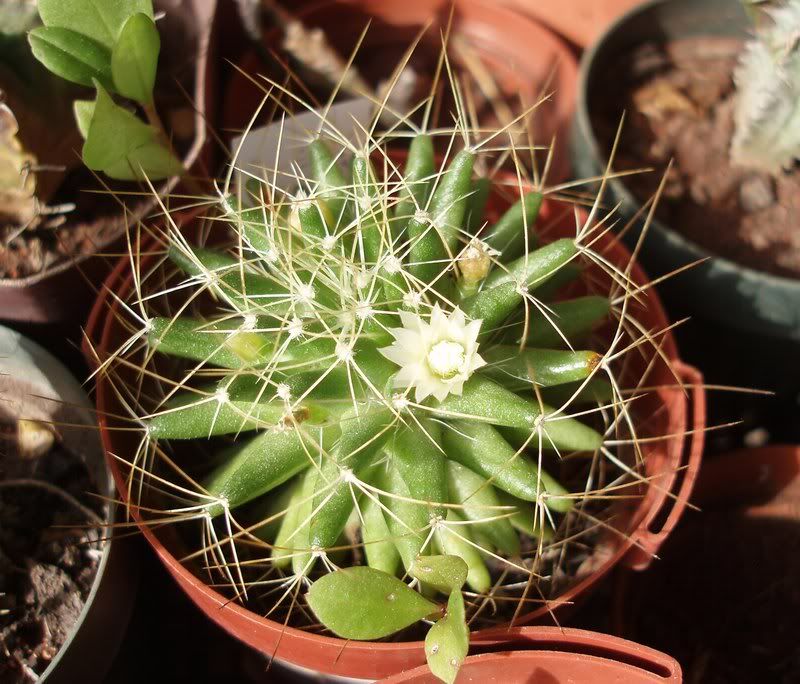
[145,133,607,563]
[732,0,800,172]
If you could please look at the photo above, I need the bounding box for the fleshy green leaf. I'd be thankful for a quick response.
[306,567,440,640]
[82,82,181,180]
[410,555,468,594]
[82,82,152,169]
[111,12,159,103]
[73,99,94,138]
[37,0,153,48]
[102,138,182,180]
[425,591,469,684]
[28,26,112,89]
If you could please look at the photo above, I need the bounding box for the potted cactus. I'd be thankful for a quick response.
[85,45,703,681]
[572,0,800,350]
[0,0,213,324]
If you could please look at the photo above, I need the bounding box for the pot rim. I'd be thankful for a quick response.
[380,626,681,682]
[613,442,800,648]
[573,0,800,295]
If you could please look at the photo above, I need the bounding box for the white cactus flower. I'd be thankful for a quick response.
[379,304,485,402]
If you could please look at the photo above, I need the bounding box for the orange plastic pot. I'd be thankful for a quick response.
[381,627,681,683]
[84,196,704,680]
[691,445,800,514]
[498,0,647,48]
[270,0,646,51]
[613,445,800,677]
[223,0,578,183]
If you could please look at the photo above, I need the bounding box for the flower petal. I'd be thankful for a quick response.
[380,344,412,367]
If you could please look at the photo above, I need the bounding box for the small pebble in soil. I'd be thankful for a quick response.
[595,37,800,279]
[739,175,776,214]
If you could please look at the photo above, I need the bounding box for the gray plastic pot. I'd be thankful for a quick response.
[0,325,137,683]
[571,0,800,343]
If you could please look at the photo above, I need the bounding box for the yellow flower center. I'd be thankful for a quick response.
[427,340,466,380]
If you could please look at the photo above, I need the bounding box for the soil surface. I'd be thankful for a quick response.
[0,443,102,683]
[594,37,800,279]
[0,169,129,280]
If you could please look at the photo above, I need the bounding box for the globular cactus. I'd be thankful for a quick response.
[101,72,658,683]
[731,0,800,172]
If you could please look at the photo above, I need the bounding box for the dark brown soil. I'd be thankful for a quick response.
[593,37,800,279]
[0,444,102,683]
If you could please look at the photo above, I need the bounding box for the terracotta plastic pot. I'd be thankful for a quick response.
[223,0,578,183]
[500,0,647,48]
[84,190,704,679]
[272,0,646,50]
[571,0,800,345]
[0,325,137,683]
[691,445,800,515]
[381,626,681,683]
[613,445,800,679]
[0,0,217,326]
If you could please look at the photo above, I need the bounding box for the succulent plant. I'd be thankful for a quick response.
[731,0,800,172]
[93,52,674,682]
[26,0,182,181]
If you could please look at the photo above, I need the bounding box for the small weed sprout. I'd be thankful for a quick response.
[27,0,182,181]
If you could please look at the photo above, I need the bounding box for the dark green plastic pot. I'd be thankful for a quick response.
[571,0,800,344]
[0,325,137,683]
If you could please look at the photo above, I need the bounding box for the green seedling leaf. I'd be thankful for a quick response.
[425,591,469,684]
[410,555,468,594]
[102,138,182,180]
[111,12,159,103]
[28,26,112,89]
[73,99,94,138]
[38,0,153,48]
[82,81,152,169]
[307,567,440,640]
[82,82,181,180]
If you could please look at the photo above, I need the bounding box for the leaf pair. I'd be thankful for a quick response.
[29,0,158,103]
[307,556,470,683]
[77,83,182,181]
